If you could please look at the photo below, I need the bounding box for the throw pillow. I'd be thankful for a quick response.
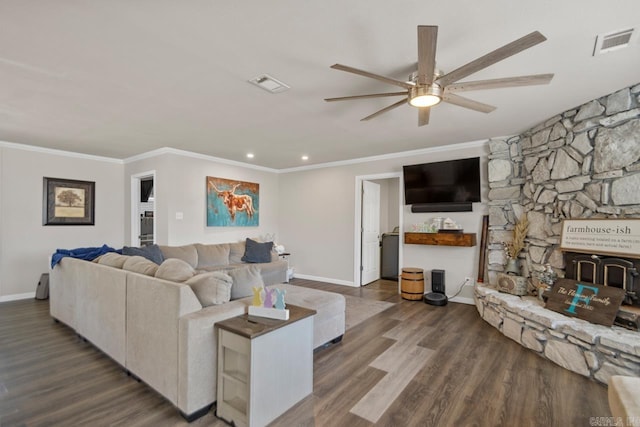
[158,245,198,268]
[228,241,246,264]
[122,244,164,265]
[97,253,129,269]
[186,272,233,307]
[122,256,159,276]
[155,258,196,282]
[241,238,273,263]
[228,265,264,300]
[195,243,230,268]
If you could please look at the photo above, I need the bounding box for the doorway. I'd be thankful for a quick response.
[354,173,403,288]
[130,171,156,246]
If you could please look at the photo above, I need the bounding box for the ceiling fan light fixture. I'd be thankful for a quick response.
[409,84,442,108]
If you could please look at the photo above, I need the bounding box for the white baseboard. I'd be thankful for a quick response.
[0,292,35,303]
[449,296,475,305]
[293,273,356,287]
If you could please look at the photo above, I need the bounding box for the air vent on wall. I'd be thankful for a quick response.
[593,28,636,55]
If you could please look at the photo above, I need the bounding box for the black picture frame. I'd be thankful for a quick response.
[43,177,95,226]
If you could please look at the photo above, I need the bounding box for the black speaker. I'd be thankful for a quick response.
[432,269,445,294]
[410,202,472,213]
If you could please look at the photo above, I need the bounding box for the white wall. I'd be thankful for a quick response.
[0,139,487,302]
[124,150,280,246]
[278,141,489,300]
[0,144,124,300]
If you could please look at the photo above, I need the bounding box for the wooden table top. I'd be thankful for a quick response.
[215,304,316,339]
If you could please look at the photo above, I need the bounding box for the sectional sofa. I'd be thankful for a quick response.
[49,241,346,420]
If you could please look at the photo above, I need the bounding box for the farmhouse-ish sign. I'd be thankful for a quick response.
[545,279,625,327]
[560,219,640,259]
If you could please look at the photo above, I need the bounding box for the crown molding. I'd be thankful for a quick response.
[1,137,500,173]
[0,140,122,164]
[123,147,279,173]
[278,138,491,173]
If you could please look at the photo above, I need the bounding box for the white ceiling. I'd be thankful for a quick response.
[0,1,639,169]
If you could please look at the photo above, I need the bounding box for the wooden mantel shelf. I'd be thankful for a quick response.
[404,232,477,247]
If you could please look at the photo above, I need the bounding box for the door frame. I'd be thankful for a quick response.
[130,170,156,246]
[354,172,403,290]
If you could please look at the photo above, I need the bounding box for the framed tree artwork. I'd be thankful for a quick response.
[43,177,95,226]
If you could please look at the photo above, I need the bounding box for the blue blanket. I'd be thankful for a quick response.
[51,245,120,268]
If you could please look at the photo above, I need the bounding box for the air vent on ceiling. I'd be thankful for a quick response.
[593,28,636,56]
[248,74,290,93]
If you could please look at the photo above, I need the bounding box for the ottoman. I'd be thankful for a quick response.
[268,283,346,347]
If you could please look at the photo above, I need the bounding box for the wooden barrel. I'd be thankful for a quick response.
[401,268,425,301]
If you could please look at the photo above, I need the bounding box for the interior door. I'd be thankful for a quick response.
[361,180,381,285]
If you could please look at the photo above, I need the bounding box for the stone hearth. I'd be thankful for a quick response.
[475,285,640,385]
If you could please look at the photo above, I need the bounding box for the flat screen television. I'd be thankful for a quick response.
[403,157,481,206]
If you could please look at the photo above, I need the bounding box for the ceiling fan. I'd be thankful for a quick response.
[325,26,554,126]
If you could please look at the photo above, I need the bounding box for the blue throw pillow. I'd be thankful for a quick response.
[241,238,273,263]
[122,244,164,265]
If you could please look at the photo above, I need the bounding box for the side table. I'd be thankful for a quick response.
[216,304,315,427]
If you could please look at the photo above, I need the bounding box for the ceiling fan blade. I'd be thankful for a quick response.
[418,107,430,126]
[445,73,554,92]
[330,64,413,89]
[436,31,547,87]
[324,91,407,102]
[361,99,408,121]
[417,26,438,85]
[442,93,496,113]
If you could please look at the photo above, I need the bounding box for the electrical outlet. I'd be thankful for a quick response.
[465,277,475,285]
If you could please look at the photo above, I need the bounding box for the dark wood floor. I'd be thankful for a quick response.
[0,279,610,426]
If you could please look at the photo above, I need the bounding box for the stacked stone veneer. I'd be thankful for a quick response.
[487,83,640,285]
[475,285,640,384]
[480,83,640,383]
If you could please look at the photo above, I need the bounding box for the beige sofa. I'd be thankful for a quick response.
[159,242,288,285]
[49,243,345,420]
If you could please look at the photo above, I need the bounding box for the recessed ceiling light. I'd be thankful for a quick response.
[246,153,254,159]
[248,74,290,93]
[301,155,309,161]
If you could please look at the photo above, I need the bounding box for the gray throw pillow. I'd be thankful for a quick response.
[228,265,264,300]
[186,272,232,306]
[241,238,273,263]
[155,258,196,282]
[122,244,164,265]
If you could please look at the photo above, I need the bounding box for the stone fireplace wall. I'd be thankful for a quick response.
[487,83,640,286]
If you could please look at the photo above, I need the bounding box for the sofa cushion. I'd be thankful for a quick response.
[122,255,159,276]
[122,244,164,265]
[155,258,196,282]
[228,265,264,300]
[228,242,246,264]
[241,238,273,263]
[195,244,230,269]
[159,245,198,269]
[97,253,129,269]
[186,272,233,306]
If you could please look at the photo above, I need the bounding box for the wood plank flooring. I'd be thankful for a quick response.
[0,279,610,426]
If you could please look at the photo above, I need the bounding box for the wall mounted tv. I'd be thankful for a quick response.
[403,157,481,212]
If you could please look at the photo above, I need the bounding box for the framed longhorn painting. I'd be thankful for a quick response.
[43,177,95,226]
[206,177,259,227]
